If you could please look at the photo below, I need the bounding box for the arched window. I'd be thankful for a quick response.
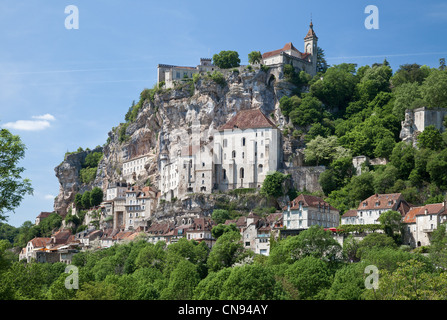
[223,169,227,180]
[258,164,263,173]
[240,167,245,179]
[232,150,236,158]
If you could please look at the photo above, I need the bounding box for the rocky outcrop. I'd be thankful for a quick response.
[53,66,324,219]
[53,146,102,215]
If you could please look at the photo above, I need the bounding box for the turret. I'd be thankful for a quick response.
[304,20,318,75]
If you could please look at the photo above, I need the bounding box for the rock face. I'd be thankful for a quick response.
[53,66,324,218]
[53,146,102,215]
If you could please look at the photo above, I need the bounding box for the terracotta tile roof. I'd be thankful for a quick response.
[403,206,423,224]
[30,237,51,248]
[285,194,338,212]
[358,193,403,211]
[187,217,214,232]
[342,209,358,218]
[262,42,302,59]
[36,212,53,219]
[218,109,276,131]
[416,203,446,216]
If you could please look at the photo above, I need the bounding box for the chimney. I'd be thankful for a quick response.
[425,208,428,215]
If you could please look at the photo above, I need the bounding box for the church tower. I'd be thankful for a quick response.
[304,20,318,75]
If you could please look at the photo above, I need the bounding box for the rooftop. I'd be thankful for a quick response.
[218,108,276,131]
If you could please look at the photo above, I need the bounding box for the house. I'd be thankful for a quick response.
[106,181,128,201]
[262,21,318,77]
[213,108,281,190]
[403,202,447,248]
[341,209,358,225]
[125,185,157,231]
[19,237,51,262]
[35,212,53,225]
[342,193,411,225]
[283,194,340,230]
[122,154,150,182]
[185,217,216,248]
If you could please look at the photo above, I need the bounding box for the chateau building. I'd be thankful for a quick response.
[122,154,150,182]
[124,185,157,230]
[262,21,318,77]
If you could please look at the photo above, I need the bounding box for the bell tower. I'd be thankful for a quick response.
[304,20,318,75]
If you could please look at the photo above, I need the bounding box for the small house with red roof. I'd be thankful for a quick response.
[403,202,447,248]
[283,194,339,230]
[343,193,411,225]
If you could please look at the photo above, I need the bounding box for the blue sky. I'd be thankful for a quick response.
[1,0,446,227]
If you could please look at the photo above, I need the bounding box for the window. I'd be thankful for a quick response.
[258,164,263,173]
[242,152,245,159]
[240,167,244,179]
[223,139,227,147]
[232,150,236,158]
[242,137,246,146]
[223,169,227,180]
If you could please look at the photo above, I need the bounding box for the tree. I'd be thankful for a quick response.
[211,209,230,225]
[289,95,325,127]
[310,63,357,111]
[219,263,282,300]
[211,223,238,239]
[316,47,329,73]
[90,187,104,207]
[326,262,366,300]
[284,256,333,300]
[356,233,397,259]
[260,171,288,199]
[81,191,91,209]
[390,63,430,87]
[390,142,416,180]
[269,226,342,264]
[0,128,33,221]
[427,149,447,190]
[248,51,262,65]
[378,210,402,239]
[212,51,240,69]
[207,231,247,272]
[160,259,200,300]
[420,69,447,108]
[392,82,423,121]
[429,222,447,269]
[417,125,445,151]
[304,135,351,166]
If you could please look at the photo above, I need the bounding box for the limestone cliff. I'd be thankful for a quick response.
[53,66,323,218]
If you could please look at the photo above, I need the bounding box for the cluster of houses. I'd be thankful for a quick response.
[20,189,447,264]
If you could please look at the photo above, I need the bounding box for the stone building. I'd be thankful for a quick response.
[283,194,339,229]
[122,154,150,182]
[157,58,216,89]
[400,107,447,146]
[213,108,281,190]
[124,185,157,230]
[262,21,318,78]
[403,202,447,248]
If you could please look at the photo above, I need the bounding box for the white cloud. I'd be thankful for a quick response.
[32,113,56,121]
[44,194,55,200]
[2,113,56,131]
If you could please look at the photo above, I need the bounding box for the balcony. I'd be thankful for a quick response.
[422,228,435,233]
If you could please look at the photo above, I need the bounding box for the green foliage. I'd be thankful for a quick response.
[289,95,325,127]
[304,135,351,166]
[211,223,238,239]
[211,209,231,225]
[212,50,240,69]
[83,152,103,169]
[356,233,397,259]
[420,69,447,108]
[248,51,262,65]
[418,125,445,151]
[207,231,247,272]
[260,171,289,198]
[0,129,33,221]
[90,187,104,207]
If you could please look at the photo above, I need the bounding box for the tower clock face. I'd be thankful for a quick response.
[306,43,311,53]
